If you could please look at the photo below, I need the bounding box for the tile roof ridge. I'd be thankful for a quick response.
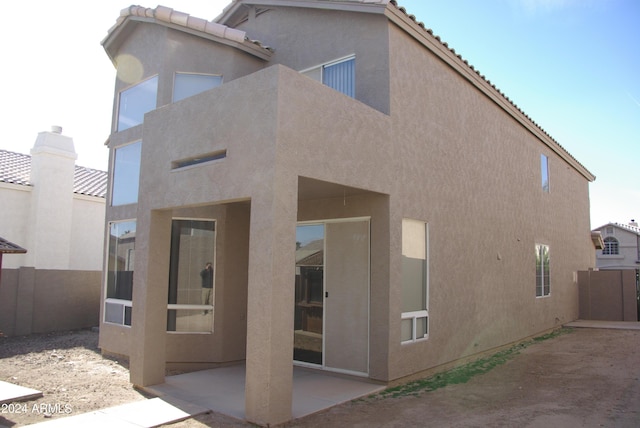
[388,0,592,178]
[118,5,272,51]
[613,222,640,234]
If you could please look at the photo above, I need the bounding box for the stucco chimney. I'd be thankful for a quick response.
[26,127,78,269]
[630,219,638,227]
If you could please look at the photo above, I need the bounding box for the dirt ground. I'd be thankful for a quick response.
[1,327,639,427]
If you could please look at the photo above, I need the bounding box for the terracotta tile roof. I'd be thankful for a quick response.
[0,149,107,198]
[0,236,27,254]
[110,5,273,53]
[388,0,593,180]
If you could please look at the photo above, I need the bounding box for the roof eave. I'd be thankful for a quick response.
[102,9,273,64]
[216,0,389,26]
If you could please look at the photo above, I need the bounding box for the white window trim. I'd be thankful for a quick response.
[401,221,429,344]
[167,217,217,334]
[111,141,142,207]
[536,243,551,298]
[116,74,159,132]
[103,298,132,328]
[103,219,136,327]
[172,72,223,103]
[300,54,355,84]
[401,310,428,344]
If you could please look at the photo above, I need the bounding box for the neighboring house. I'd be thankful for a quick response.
[0,127,107,270]
[0,127,108,336]
[593,221,640,272]
[98,2,596,425]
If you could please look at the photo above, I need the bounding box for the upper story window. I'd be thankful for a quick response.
[112,141,142,206]
[117,76,158,132]
[301,56,355,98]
[541,154,550,192]
[603,237,619,255]
[173,73,223,103]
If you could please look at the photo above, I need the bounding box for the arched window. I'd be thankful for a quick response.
[603,237,619,255]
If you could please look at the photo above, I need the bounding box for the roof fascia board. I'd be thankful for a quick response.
[103,15,273,62]
[385,6,595,182]
[216,0,388,24]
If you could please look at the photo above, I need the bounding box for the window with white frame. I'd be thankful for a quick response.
[111,141,142,206]
[603,237,619,255]
[541,154,550,192]
[167,219,216,333]
[301,56,355,98]
[401,219,429,343]
[173,72,223,103]
[117,75,158,131]
[104,221,136,326]
[535,244,550,297]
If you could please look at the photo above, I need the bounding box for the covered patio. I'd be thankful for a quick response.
[142,364,385,421]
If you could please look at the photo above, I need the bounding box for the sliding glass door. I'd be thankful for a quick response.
[293,219,370,375]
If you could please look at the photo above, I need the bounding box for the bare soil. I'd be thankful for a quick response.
[1,327,639,427]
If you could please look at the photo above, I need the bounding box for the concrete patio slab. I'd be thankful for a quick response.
[143,364,385,422]
[27,397,208,427]
[0,380,42,405]
[565,320,640,330]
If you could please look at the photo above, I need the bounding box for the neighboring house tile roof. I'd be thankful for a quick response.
[0,149,31,186]
[0,236,27,254]
[600,222,640,236]
[0,149,107,198]
[73,166,108,197]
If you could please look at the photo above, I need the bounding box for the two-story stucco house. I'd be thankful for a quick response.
[98,1,596,425]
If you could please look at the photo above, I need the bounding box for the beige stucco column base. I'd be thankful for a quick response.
[244,180,297,426]
[129,210,172,387]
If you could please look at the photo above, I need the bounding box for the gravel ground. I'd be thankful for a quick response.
[1,327,639,427]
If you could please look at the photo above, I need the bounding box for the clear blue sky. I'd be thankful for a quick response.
[2,0,638,228]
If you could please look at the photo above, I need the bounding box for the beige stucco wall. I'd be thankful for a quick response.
[384,23,594,381]
[578,269,637,321]
[0,268,100,336]
[234,6,391,114]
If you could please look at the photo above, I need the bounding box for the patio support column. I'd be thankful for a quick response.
[245,179,297,426]
[129,209,171,387]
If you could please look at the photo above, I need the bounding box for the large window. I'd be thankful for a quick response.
[111,141,142,206]
[302,56,355,98]
[535,244,550,297]
[541,154,550,192]
[173,73,222,102]
[401,219,429,343]
[117,76,158,131]
[104,221,136,326]
[167,219,216,333]
[603,237,619,255]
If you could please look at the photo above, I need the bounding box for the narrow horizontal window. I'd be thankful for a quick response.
[172,150,227,169]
